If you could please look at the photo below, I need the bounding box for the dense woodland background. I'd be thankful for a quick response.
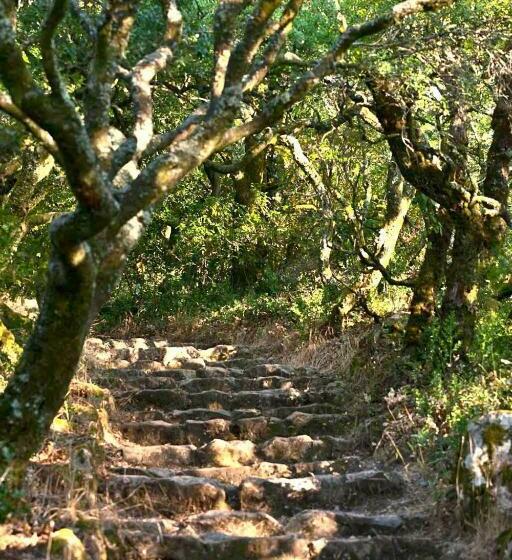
[0,0,512,543]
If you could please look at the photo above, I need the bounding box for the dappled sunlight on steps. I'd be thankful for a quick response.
[12,336,444,559]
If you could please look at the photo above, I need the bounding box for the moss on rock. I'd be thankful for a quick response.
[50,528,86,560]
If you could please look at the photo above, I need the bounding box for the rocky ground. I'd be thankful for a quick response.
[0,337,466,559]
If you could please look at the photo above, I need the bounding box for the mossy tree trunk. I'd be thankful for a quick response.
[369,72,511,348]
[406,211,452,346]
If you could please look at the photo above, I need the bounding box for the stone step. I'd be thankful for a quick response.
[239,470,405,516]
[120,412,350,446]
[111,457,364,485]
[284,508,429,538]
[123,402,341,424]
[205,357,269,369]
[120,435,354,468]
[120,443,198,467]
[120,387,341,411]
[105,469,403,518]
[103,510,282,539]
[105,367,225,383]
[110,373,333,394]
[105,474,234,515]
[104,506,425,541]
[139,534,440,560]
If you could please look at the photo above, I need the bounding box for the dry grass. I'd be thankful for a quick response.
[456,512,511,559]
[282,328,368,373]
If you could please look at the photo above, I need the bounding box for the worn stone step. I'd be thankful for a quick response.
[177,461,351,485]
[138,346,199,362]
[109,374,334,398]
[120,387,340,411]
[239,470,405,515]
[120,434,354,469]
[120,411,350,447]
[184,510,282,537]
[105,507,425,542]
[145,534,440,560]
[285,509,428,538]
[124,402,341,424]
[103,510,282,540]
[105,368,198,383]
[111,457,362,485]
[180,376,297,393]
[258,435,353,464]
[105,474,233,515]
[205,357,269,369]
[120,443,199,467]
[121,418,233,446]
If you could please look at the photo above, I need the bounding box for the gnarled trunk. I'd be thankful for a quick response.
[0,246,96,472]
[406,212,452,345]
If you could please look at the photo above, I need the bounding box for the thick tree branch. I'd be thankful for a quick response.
[110,0,182,176]
[85,0,136,159]
[224,0,283,89]
[205,129,276,175]
[211,0,252,99]
[116,0,453,227]
[481,69,512,223]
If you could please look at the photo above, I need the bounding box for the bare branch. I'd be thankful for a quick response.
[85,0,136,159]
[280,134,327,196]
[243,0,304,92]
[40,0,69,101]
[212,0,252,99]
[0,92,59,157]
[358,247,416,288]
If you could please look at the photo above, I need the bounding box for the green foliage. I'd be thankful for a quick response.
[407,309,512,463]
[0,482,28,523]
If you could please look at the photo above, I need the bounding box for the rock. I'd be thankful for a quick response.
[131,337,151,350]
[460,411,512,518]
[121,443,198,467]
[200,345,236,361]
[180,357,206,371]
[259,435,325,463]
[50,528,86,560]
[200,439,257,467]
[245,364,294,378]
[285,510,405,538]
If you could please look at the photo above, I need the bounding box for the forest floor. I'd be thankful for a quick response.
[0,329,501,559]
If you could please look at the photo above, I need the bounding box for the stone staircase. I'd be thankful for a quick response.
[81,337,442,559]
